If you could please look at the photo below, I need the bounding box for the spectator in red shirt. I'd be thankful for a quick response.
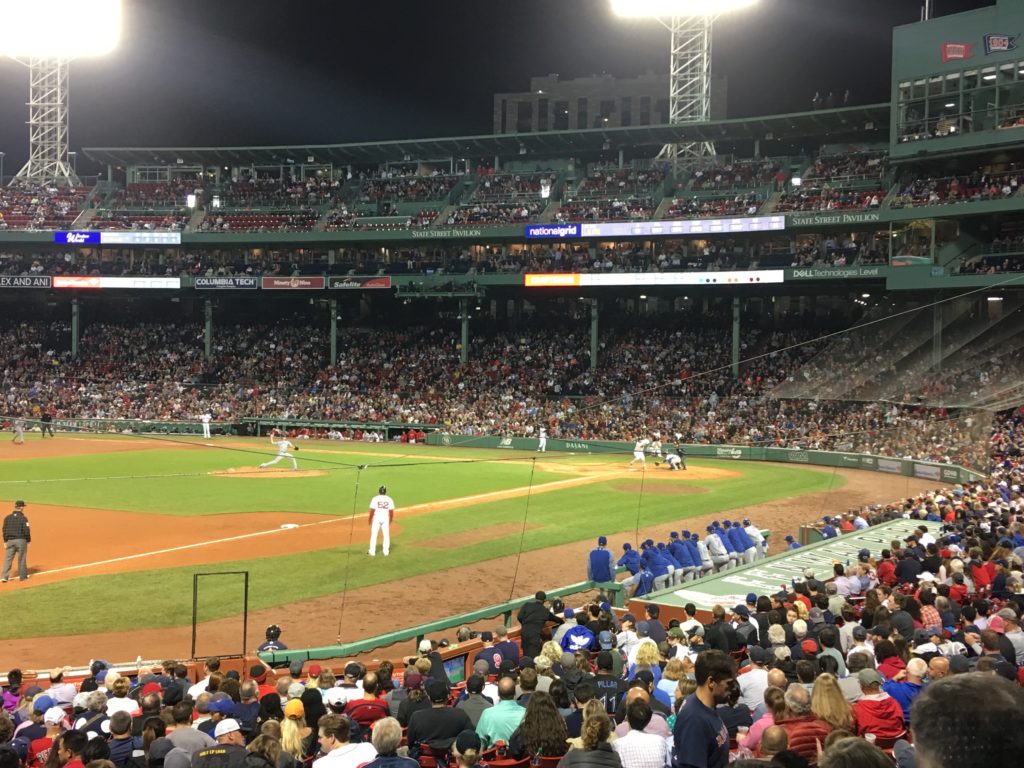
[344,672,390,729]
[57,730,87,768]
[852,670,905,742]
[28,707,65,768]
[876,551,897,587]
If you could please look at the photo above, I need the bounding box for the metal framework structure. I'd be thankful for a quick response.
[656,15,718,173]
[10,58,81,186]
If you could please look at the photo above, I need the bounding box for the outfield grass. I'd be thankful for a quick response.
[0,440,844,638]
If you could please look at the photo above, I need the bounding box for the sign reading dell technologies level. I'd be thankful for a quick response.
[525,216,786,239]
[55,231,183,246]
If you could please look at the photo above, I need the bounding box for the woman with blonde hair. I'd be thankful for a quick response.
[451,729,486,768]
[793,601,810,622]
[560,707,620,768]
[667,677,699,730]
[540,641,563,666]
[629,642,663,687]
[657,658,686,702]
[567,700,617,751]
[811,673,854,732]
[280,699,315,761]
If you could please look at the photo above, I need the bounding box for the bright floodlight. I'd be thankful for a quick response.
[0,0,122,58]
[611,0,759,18]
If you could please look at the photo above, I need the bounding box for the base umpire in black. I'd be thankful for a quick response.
[2,500,31,582]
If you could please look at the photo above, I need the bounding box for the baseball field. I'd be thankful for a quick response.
[0,433,935,667]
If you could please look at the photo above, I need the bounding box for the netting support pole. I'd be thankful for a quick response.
[330,299,338,366]
[932,303,943,370]
[204,299,213,360]
[71,297,80,359]
[590,299,600,372]
[460,299,469,364]
[731,297,741,378]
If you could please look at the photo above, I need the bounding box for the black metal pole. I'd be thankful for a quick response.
[191,573,199,660]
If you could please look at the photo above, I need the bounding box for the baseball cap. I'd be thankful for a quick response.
[857,669,884,687]
[427,680,448,703]
[324,688,347,706]
[43,707,65,726]
[141,682,163,697]
[598,536,607,546]
[288,660,304,677]
[344,662,361,679]
[858,549,871,561]
[519,657,535,669]
[808,608,824,625]
[72,692,91,710]
[634,669,655,687]
[14,500,25,507]
[32,695,55,714]
[732,605,750,618]
[913,628,932,644]
[308,665,322,677]
[50,683,77,706]
[479,631,494,642]
[748,646,768,664]
[498,660,517,677]
[667,627,685,640]
[801,639,818,656]
[997,608,1019,623]
[746,593,758,604]
[455,730,481,755]
[785,535,794,542]
[598,631,614,649]
[948,655,971,674]
[284,699,304,719]
[208,698,236,715]
[287,683,304,700]
[563,608,574,619]
[596,651,614,670]
[249,664,268,682]
[852,625,868,641]
[636,621,650,637]
[988,615,1006,634]
[418,640,433,654]
[214,718,241,738]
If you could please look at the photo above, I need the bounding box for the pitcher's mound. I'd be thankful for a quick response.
[210,467,328,478]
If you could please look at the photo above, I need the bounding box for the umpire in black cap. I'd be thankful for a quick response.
[2,500,31,582]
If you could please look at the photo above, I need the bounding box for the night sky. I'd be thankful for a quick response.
[0,0,995,172]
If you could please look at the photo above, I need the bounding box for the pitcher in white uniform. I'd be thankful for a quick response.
[259,431,298,470]
[368,485,396,556]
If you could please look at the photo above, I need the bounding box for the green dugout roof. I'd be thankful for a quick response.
[636,519,942,613]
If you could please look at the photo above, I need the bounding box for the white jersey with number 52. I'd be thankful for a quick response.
[369,494,395,521]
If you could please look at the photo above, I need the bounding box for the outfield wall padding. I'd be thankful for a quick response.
[424,433,984,484]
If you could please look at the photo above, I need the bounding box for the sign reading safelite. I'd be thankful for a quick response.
[524,274,581,287]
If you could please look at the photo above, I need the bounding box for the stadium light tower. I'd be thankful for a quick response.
[611,0,759,171]
[1,0,122,186]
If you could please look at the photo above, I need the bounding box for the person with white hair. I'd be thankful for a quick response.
[882,657,927,725]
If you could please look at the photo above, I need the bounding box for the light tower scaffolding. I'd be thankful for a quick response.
[13,57,79,186]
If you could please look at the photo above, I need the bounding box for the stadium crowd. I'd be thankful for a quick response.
[3,448,1024,768]
[0,315,996,471]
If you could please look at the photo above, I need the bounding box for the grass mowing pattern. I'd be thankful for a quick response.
[0,442,843,638]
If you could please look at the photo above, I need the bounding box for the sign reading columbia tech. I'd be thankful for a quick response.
[55,231,183,246]
[525,216,785,240]
[195,276,258,289]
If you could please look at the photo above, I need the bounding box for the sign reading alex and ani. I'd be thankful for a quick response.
[0,276,51,288]
[261,276,326,290]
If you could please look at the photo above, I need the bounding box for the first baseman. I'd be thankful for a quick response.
[259,430,299,470]
[368,485,395,557]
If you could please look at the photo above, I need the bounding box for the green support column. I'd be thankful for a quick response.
[330,298,338,366]
[328,249,336,267]
[71,297,80,359]
[590,299,599,372]
[204,299,213,359]
[460,299,469,364]
[731,297,741,379]
[932,302,943,370]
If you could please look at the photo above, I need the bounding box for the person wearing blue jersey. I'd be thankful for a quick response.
[632,558,656,597]
[618,543,641,598]
[820,516,839,539]
[730,521,757,565]
[657,542,684,586]
[719,521,742,568]
[587,536,615,583]
[785,535,801,550]
[644,542,672,591]
[669,532,697,582]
